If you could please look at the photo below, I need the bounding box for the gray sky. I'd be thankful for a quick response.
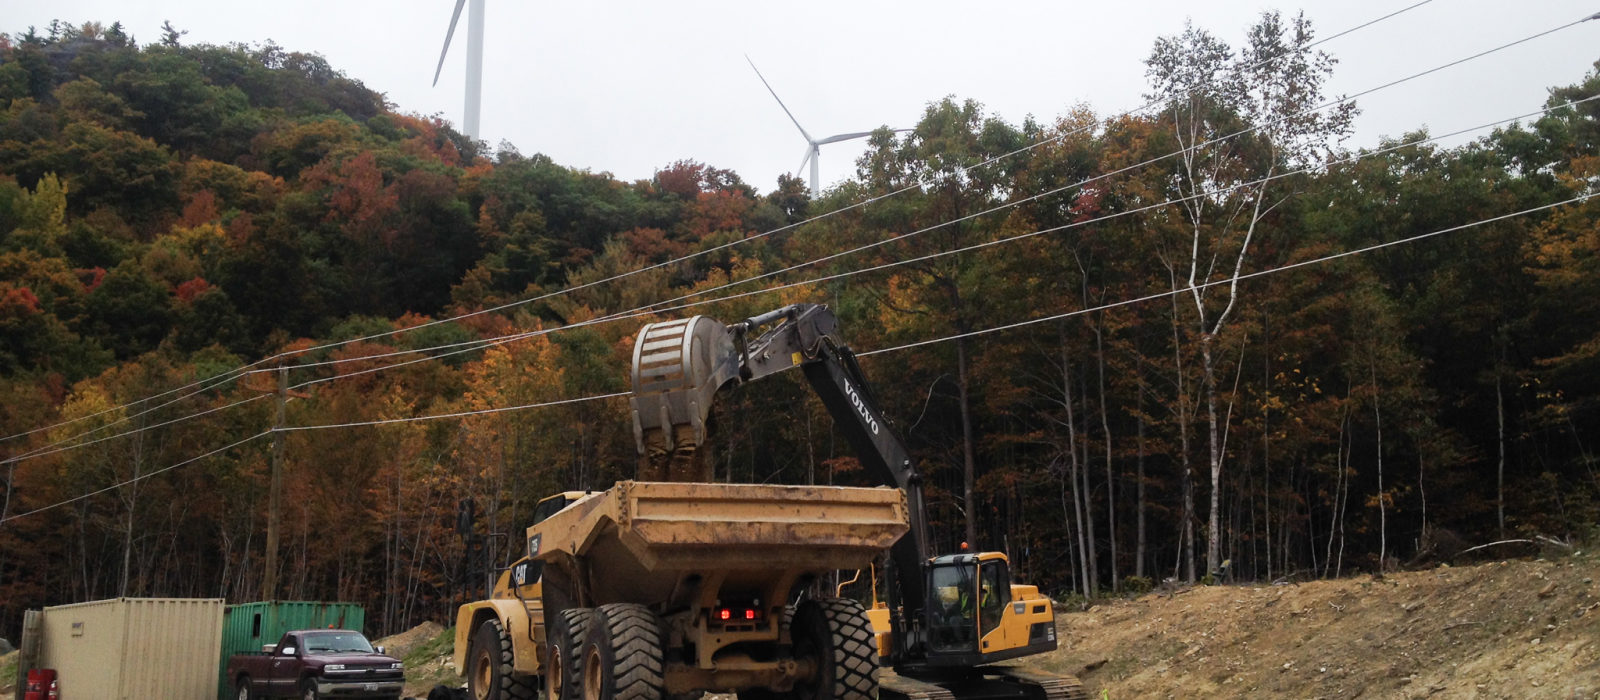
[9,1,1599,193]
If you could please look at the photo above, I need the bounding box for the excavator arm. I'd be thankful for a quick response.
[630,303,931,659]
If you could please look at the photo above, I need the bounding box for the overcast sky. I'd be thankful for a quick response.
[9,1,1599,194]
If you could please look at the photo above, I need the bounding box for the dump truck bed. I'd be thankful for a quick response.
[530,480,909,606]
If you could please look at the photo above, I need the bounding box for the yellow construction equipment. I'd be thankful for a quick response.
[453,303,1085,700]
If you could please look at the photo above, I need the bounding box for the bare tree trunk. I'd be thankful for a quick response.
[1418,452,1427,527]
[1202,338,1223,578]
[1325,410,1348,579]
[1060,341,1095,595]
[1168,294,1196,583]
[1078,395,1098,593]
[119,418,147,598]
[1331,409,1344,578]
[957,338,979,549]
[1057,473,1079,596]
[1372,362,1387,572]
[1094,319,1118,592]
[1135,381,1147,580]
[1496,369,1506,540]
[1262,312,1273,582]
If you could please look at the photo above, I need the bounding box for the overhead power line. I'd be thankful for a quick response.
[0,0,1438,447]
[0,430,272,525]
[290,91,1600,385]
[6,186,1586,525]
[860,194,1595,356]
[9,86,1592,470]
[279,8,1587,377]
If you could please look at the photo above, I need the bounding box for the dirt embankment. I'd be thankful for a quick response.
[1036,554,1600,698]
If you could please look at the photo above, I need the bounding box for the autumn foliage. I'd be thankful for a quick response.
[0,18,1597,644]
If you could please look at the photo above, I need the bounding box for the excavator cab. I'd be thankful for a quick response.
[924,553,1015,658]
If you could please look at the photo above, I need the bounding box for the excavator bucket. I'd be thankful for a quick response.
[630,316,740,482]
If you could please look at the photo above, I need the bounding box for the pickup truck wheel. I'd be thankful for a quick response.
[300,678,319,700]
[582,603,665,700]
[790,598,878,700]
[547,608,593,700]
[235,677,253,700]
[469,618,537,700]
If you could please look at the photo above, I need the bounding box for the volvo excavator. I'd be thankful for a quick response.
[630,304,1085,700]
[452,303,1084,700]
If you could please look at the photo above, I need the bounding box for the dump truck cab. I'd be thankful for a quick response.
[452,490,589,700]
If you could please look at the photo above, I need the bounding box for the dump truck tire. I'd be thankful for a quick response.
[548,608,593,700]
[583,603,666,700]
[791,598,878,700]
[469,617,537,700]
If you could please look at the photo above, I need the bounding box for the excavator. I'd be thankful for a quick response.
[453,303,1084,700]
[630,304,1085,700]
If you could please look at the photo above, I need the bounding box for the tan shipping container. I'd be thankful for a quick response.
[39,597,225,700]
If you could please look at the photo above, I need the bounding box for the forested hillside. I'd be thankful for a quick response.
[0,16,1595,641]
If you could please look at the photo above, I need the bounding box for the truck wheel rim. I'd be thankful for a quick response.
[548,645,565,698]
[238,684,249,700]
[582,644,602,700]
[474,649,493,700]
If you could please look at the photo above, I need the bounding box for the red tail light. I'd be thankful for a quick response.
[719,609,731,620]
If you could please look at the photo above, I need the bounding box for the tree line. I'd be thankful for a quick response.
[0,14,1595,640]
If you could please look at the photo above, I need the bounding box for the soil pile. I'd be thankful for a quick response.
[1037,554,1600,698]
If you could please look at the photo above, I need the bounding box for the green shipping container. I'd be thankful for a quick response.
[216,601,366,700]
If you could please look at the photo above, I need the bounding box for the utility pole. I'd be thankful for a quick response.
[263,367,286,601]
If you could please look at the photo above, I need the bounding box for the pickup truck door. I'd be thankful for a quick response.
[270,633,299,697]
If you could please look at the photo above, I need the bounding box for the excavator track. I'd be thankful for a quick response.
[881,668,1088,700]
[989,666,1090,700]
[881,670,958,700]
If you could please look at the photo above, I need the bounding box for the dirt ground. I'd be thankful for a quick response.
[1034,552,1600,699]
[6,554,1597,699]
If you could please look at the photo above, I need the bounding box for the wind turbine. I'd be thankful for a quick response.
[747,56,898,199]
[432,0,486,141]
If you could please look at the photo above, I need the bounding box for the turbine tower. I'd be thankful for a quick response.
[747,56,890,199]
[432,0,485,141]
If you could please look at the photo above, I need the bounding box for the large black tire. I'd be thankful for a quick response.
[548,607,594,700]
[300,678,319,700]
[582,603,666,700]
[235,677,253,700]
[790,598,878,700]
[468,617,538,700]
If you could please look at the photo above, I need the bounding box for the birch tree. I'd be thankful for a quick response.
[1145,11,1355,576]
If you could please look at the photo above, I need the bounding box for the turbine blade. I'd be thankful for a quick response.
[432,0,469,87]
[815,131,875,145]
[746,54,812,143]
[798,146,815,176]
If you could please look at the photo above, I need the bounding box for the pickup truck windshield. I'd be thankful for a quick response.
[300,631,375,654]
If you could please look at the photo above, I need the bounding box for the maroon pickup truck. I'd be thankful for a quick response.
[226,629,404,700]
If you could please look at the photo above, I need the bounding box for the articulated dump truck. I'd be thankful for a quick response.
[454,481,908,700]
[455,304,1086,700]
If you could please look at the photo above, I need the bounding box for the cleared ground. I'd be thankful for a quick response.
[1035,553,1600,698]
[7,554,1596,699]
